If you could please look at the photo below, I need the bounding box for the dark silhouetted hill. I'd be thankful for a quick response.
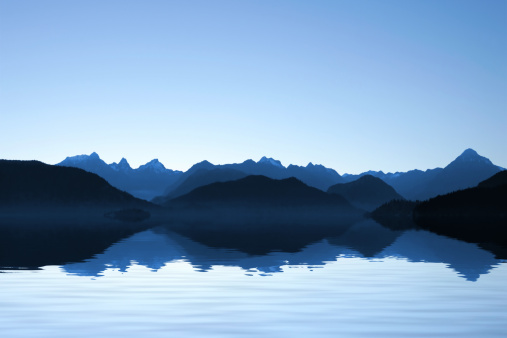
[152,168,248,204]
[0,160,152,210]
[58,152,183,200]
[163,175,362,227]
[477,170,507,188]
[413,171,507,245]
[168,175,353,208]
[327,175,404,211]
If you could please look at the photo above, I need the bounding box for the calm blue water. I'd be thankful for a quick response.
[1,220,506,337]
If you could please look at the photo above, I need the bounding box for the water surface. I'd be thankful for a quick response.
[1,220,506,337]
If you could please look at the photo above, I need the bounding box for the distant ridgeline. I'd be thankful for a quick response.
[58,152,183,201]
[57,149,503,205]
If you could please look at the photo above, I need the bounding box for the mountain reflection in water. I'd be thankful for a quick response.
[54,220,504,282]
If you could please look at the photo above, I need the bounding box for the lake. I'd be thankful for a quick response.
[1,219,506,337]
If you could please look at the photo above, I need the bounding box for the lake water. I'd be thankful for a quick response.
[1,220,506,337]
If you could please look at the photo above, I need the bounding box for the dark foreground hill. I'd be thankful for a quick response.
[168,175,353,208]
[164,175,363,227]
[0,160,156,223]
[152,168,248,204]
[370,171,507,246]
[327,175,404,211]
[413,171,507,245]
[478,170,507,188]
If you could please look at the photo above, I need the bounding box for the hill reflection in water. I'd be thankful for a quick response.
[58,219,504,282]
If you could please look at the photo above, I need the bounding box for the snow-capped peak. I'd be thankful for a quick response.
[258,156,284,168]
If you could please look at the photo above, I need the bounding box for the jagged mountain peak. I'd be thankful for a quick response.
[146,159,162,165]
[258,156,284,168]
[449,148,493,167]
[138,159,166,172]
[305,162,329,169]
[110,157,132,171]
[60,152,103,164]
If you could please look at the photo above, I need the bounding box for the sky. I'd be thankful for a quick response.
[1,0,506,174]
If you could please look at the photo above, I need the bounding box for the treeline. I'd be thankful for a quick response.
[371,171,507,246]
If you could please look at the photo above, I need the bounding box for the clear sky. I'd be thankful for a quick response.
[1,0,506,174]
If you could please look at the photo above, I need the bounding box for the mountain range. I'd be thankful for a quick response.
[56,148,503,204]
[2,154,505,248]
[58,152,183,200]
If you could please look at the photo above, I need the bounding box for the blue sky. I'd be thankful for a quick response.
[1,0,506,173]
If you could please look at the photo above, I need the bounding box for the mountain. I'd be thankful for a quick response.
[0,160,152,210]
[258,156,284,167]
[341,149,502,201]
[168,175,353,208]
[158,156,344,202]
[327,175,405,211]
[415,149,502,200]
[163,175,362,236]
[163,175,362,227]
[58,153,183,200]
